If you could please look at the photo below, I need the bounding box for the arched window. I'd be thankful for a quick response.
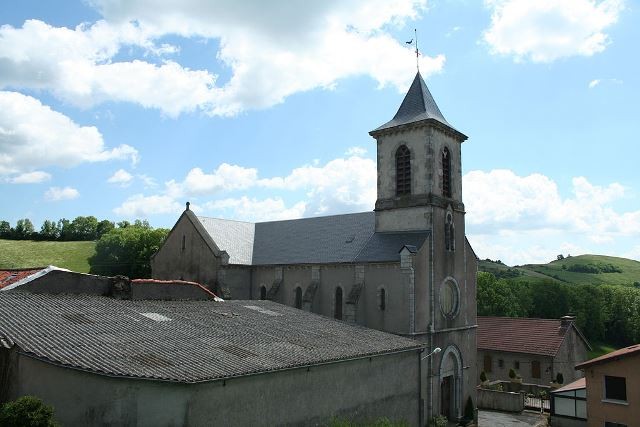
[396,145,411,196]
[379,288,386,311]
[442,147,452,198]
[334,287,343,320]
[294,286,302,309]
[260,285,267,300]
[445,212,455,252]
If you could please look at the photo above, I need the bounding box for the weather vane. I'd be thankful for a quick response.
[405,28,420,72]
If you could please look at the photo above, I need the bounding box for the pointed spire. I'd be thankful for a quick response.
[370,72,466,140]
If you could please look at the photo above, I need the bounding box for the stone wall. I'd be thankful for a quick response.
[9,348,420,426]
[476,387,524,412]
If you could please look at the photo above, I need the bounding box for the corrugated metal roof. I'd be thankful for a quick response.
[196,211,429,266]
[0,293,421,383]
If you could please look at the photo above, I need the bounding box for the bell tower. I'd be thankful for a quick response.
[369,72,468,233]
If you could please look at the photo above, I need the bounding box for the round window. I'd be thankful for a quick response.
[440,279,459,317]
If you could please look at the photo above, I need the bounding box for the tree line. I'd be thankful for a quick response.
[0,217,151,241]
[478,272,640,347]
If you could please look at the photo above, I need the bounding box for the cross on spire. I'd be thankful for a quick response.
[414,28,419,72]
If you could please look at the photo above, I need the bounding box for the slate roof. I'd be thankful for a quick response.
[0,293,421,383]
[371,72,464,138]
[575,343,640,370]
[195,211,430,266]
[477,316,590,357]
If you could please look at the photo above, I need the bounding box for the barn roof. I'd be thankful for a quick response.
[477,316,591,357]
[193,210,430,266]
[0,293,421,383]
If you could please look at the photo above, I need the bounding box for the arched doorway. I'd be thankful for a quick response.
[439,345,463,420]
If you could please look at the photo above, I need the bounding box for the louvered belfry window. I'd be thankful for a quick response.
[442,147,452,198]
[395,145,411,196]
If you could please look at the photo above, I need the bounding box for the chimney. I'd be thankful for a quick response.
[561,315,576,327]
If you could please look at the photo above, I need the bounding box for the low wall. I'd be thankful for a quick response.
[477,387,524,412]
[549,415,587,427]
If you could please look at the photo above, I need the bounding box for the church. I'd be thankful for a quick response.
[152,72,478,423]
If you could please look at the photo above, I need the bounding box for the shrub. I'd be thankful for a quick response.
[508,368,516,379]
[428,416,447,427]
[479,371,487,382]
[556,373,564,384]
[464,396,474,421]
[0,396,58,427]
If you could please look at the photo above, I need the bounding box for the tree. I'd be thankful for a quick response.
[89,224,169,278]
[67,216,99,240]
[39,220,61,241]
[13,218,35,239]
[96,220,115,238]
[0,220,11,238]
[57,218,71,241]
[0,396,58,427]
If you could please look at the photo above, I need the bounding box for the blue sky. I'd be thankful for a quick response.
[1,0,638,265]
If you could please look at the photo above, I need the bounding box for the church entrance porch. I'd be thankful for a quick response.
[439,346,463,420]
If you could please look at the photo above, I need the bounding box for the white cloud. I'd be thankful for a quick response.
[483,0,624,62]
[464,169,640,264]
[108,169,134,186]
[0,1,443,116]
[45,186,80,201]
[8,171,51,184]
[114,151,376,218]
[0,91,138,176]
[589,79,601,88]
[113,194,183,217]
[205,197,306,222]
[589,78,623,88]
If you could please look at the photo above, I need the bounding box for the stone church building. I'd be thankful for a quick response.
[153,72,478,423]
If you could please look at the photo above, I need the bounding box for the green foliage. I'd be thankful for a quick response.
[0,220,11,238]
[96,220,115,238]
[567,262,622,274]
[428,415,447,427]
[89,225,168,278]
[328,417,408,427]
[477,272,530,317]
[479,371,487,382]
[0,396,58,427]
[39,220,61,241]
[464,396,474,421]
[555,373,564,384]
[14,218,35,239]
[0,239,95,272]
[508,368,516,379]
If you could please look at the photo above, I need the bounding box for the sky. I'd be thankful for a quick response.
[1,0,638,266]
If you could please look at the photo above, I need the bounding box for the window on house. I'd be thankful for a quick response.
[181,235,186,252]
[379,288,386,311]
[396,145,411,196]
[484,355,492,373]
[294,286,302,309]
[498,359,504,368]
[605,423,627,427]
[604,376,627,401]
[442,147,452,198]
[445,212,455,252]
[532,360,541,379]
[514,361,520,370]
[334,287,343,320]
[260,285,267,300]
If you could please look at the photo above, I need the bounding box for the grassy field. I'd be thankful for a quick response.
[480,254,640,286]
[0,239,95,273]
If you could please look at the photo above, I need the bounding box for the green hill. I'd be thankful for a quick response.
[0,239,95,273]
[480,254,640,286]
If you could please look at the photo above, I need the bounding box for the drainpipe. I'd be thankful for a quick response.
[428,230,436,420]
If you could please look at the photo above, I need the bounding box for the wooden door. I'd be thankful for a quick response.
[441,376,452,419]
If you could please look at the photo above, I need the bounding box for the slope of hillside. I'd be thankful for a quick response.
[0,239,95,273]
[480,254,640,286]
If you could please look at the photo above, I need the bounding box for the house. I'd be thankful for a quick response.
[152,71,478,422]
[0,291,422,426]
[575,344,640,427]
[477,316,590,386]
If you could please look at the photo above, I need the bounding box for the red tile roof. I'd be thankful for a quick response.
[131,278,221,300]
[552,377,585,393]
[478,316,588,357]
[575,344,640,370]
[0,268,45,289]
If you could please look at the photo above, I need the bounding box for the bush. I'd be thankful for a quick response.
[428,416,447,427]
[0,396,58,427]
[464,396,474,421]
[508,368,516,379]
[556,373,564,384]
[479,371,487,382]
